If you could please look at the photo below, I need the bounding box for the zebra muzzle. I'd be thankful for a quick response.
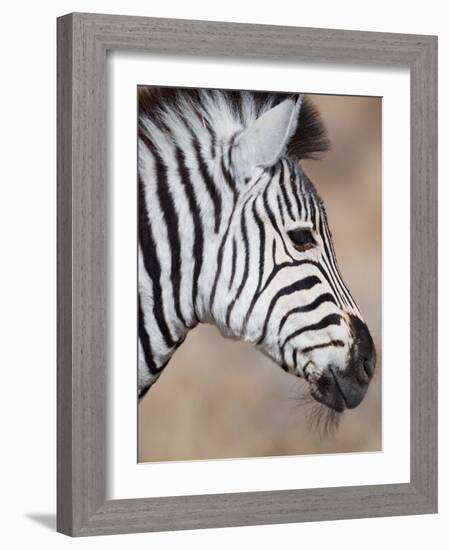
[307,317,376,412]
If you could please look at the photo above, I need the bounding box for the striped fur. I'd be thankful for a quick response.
[137,87,370,409]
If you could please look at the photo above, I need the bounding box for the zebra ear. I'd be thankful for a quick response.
[233,95,302,180]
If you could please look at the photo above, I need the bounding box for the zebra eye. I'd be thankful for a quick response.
[288,228,316,251]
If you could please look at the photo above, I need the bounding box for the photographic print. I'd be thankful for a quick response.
[137,86,381,462]
[56,15,437,534]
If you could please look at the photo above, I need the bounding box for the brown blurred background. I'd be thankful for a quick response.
[138,93,382,463]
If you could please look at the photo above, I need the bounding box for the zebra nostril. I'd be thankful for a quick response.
[348,315,376,385]
[357,359,371,385]
[362,354,375,381]
[352,353,375,386]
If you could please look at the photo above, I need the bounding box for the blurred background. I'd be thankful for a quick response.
[139,93,382,462]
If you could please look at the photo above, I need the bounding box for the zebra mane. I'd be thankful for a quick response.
[138,86,329,161]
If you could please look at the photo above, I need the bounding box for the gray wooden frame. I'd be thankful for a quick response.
[57,12,438,537]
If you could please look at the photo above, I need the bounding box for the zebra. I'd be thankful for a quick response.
[138,87,376,414]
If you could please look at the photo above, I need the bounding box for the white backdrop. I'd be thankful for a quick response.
[109,55,410,498]
[0,1,445,548]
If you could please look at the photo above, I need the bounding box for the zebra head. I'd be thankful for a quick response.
[206,94,376,413]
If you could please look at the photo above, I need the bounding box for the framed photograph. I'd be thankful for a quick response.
[57,12,437,536]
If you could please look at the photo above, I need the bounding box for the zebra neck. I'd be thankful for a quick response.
[138,116,236,394]
[138,293,193,394]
